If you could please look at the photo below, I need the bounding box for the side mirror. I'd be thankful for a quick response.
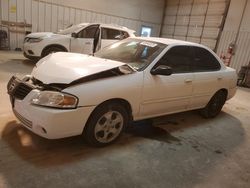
[71,32,78,38]
[151,65,173,76]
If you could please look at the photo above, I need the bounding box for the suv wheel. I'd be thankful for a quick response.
[42,46,65,57]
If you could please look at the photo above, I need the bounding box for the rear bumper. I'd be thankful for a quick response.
[228,87,237,100]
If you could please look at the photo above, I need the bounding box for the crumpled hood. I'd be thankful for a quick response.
[32,52,126,84]
[26,32,55,38]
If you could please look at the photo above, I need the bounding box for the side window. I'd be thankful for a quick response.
[192,47,221,72]
[78,25,99,38]
[101,28,123,40]
[157,46,192,73]
[120,31,129,39]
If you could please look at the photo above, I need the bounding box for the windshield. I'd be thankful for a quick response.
[95,38,166,71]
[57,24,87,35]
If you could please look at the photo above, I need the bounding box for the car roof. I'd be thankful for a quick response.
[133,37,225,68]
[135,36,206,48]
[76,22,135,33]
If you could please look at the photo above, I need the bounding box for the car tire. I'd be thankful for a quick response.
[84,102,129,147]
[42,46,65,57]
[200,90,227,118]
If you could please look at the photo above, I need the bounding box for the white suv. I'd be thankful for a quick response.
[23,23,135,60]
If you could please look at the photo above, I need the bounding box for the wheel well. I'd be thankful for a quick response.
[98,98,133,119]
[83,98,133,133]
[41,44,68,56]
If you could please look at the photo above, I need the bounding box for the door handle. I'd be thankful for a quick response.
[85,42,91,45]
[185,79,193,83]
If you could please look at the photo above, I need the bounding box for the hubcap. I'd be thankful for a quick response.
[94,111,124,143]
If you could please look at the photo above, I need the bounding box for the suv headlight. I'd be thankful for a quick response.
[31,91,78,109]
[28,38,43,43]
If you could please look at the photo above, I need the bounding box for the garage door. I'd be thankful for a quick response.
[161,0,230,50]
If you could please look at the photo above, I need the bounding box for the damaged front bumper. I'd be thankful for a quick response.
[7,75,95,139]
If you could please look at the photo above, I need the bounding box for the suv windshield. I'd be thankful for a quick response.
[57,24,87,35]
[95,38,166,71]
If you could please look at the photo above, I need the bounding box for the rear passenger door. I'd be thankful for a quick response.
[100,28,128,50]
[190,46,222,109]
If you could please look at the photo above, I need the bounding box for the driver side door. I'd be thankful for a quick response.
[70,24,100,54]
[140,45,194,118]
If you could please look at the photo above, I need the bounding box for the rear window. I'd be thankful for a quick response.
[192,47,221,72]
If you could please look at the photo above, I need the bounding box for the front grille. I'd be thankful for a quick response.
[13,110,33,129]
[13,83,33,100]
[7,76,35,100]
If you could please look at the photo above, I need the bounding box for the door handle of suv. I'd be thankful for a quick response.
[185,79,193,83]
[217,77,223,80]
[85,42,91,45]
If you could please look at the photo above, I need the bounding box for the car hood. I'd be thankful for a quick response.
[26,32,55,38]
[31,52,127,84]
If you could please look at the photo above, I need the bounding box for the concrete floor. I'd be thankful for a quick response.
[0,50,250,188]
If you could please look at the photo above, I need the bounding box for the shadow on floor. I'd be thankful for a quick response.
[1,110,244,168]
[0,58,36,75]
[127,119,181,144]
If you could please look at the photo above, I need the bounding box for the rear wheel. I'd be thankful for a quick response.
[42,46,65,57]
[84,102,129,147]
[200,90,227,118]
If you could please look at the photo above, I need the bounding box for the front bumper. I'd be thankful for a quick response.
[7,76,95,139]
[23,42,43,57]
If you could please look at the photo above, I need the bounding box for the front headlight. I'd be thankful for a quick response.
[28,38,43,43]
[31,91,78,109]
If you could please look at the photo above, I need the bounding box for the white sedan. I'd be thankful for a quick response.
[8,37,237,146]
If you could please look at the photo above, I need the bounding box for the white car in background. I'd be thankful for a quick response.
[23,23,135,60]
[8,37,237,146]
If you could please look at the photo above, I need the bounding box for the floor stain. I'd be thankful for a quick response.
[236,107,248,111]
[192,145,200,152]
[214,150,223,154]
[128,120,181,144]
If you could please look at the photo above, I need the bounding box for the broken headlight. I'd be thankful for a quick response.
[31,91,78,109]
[28,38,43,43]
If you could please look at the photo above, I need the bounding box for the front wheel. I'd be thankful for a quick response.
[84,102,129,147]
[200,90,227,118]
[42,46,65,57]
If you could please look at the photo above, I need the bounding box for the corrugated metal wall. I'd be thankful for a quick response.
[0,0,161,50]
[217,31,250,72]
[161,0,230,50]
[216,0,250,72]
